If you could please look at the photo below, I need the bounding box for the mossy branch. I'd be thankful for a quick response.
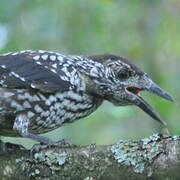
[0,134,180,180]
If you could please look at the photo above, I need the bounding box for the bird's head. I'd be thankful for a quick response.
[87,54,175,125]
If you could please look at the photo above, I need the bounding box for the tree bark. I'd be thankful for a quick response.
[0,134,180,180]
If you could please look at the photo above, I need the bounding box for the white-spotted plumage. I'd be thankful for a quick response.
[0,50,110,93]
[0,50,114,139]
[0,50,171,144]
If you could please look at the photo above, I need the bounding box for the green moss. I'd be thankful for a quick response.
[34,151,67,167]
[30,150,67,177]
[111,134,163,174]
[84,177,94,180]
[30,168,40,177]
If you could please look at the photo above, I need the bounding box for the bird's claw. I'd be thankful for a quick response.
[30,139,74,156]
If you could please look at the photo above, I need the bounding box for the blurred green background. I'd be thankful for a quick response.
[0,0,179,148]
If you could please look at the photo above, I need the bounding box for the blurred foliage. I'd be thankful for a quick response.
[0,0,179,148]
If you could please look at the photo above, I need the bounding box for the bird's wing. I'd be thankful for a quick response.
[0,50,72,92]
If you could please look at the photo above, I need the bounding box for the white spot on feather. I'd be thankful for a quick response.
[57,56,63,61]
[41,111,50,117]
[11,100,23,110]
[50,69,57,74]
[24,92,32,100]
[12,52,19,56]
[11,72,26,81]
[41,54,48,60]
[32,95,40,101]
[33,55,40,60]
[11,72,20,78]
[54,103,61,109]
[45,99,51,106]
[36,61,42,65]
[23,101,31,108]
[27,111,35,118]
[38,50,45,53]
[38,93,46,101]
[34,104,43,113]
[90,67,99,78]
[4,92,14,98]
[0,65,6,68]
[50,55,56,61]
[60,76,69,81]
[19,50,26,53]
[49,95,57,102]
[19,77,26,82]
[62,99,70,107]
[31,83,36,88]
[17,94,25,100]
[52,63,57,68]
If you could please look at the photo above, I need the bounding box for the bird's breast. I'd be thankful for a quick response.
[0,88,103,135]
[29,90,103,134]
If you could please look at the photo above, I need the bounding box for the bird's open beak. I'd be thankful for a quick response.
[126,81,175,126]
[148,82,175,103]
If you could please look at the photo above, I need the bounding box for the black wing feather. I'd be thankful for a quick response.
[0,53,70,92]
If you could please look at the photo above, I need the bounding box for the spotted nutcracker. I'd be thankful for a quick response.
[0,50,175,145]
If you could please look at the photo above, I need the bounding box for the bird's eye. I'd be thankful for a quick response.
[117,70,129,79]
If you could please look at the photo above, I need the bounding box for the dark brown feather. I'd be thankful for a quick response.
[87,54,144,75]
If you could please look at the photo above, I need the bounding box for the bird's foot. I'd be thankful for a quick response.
[52,139,73,146]
[30,139,74,154]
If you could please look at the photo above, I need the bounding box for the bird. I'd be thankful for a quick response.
[0,50,175,145]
